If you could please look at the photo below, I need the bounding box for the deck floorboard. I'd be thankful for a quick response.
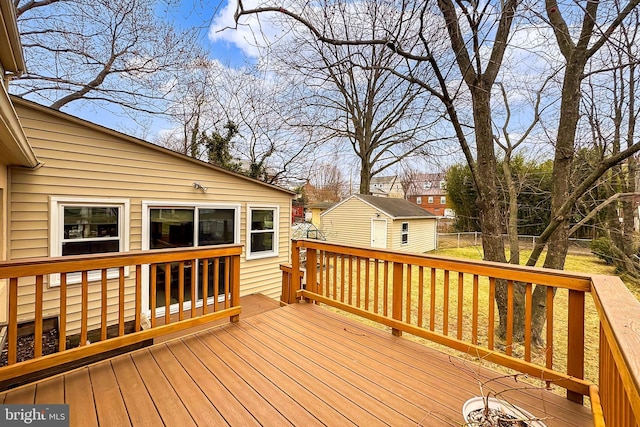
[0,300,594,426]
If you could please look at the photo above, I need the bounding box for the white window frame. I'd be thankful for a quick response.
[49,197,130,287]
[246,204,279,260]
[401,222,409,245]
[441,196,447,204]
[416,196,422,205]
[428,196,434,204]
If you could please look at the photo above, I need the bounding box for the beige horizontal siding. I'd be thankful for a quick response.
[390,218,437,253]
[8,102,292,333]
[321,197,390,248]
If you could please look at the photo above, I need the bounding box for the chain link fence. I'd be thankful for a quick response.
[437,232,593,254]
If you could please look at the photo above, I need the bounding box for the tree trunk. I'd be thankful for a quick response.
[530,57,585,345]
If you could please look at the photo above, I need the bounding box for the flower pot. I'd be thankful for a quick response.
[462,396,547,426]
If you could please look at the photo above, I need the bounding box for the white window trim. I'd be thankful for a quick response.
[246,204,279,260]
[401,222,409,245]
[416,196,422,205]
[49,197,130,287]
[428,196,434,204]
[440,196,447,204]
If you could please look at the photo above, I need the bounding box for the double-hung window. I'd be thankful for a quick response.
[50,197,130,285]
[401,222,409,245]
[247,205,279,259]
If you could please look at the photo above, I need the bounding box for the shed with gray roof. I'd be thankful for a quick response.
[320,194,437,253]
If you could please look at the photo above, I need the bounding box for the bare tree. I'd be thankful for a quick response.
[13,0,201,115]
[252,0,443,193]
[232,0,640,351]
[306,157,347,203]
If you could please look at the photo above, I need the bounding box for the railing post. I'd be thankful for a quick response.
[290,240,301,303]
[307,247,318,302]
[567,289,585,404]
[392,262,403,337]
[230,254,241,323]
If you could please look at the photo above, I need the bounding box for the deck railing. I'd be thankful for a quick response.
[0,245,242,384]
[284,239,640,426]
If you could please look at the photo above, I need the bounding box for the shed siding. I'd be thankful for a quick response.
[390,218,437,253]
[321,197,390,248]
[9,104,291,332]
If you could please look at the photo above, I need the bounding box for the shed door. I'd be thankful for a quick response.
[371,219,388,248]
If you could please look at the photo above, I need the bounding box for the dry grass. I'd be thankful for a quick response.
[316,246,637,403]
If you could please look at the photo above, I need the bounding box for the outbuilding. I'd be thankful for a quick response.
[320,194,437,253]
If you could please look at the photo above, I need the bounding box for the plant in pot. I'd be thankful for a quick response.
[453,357,548,427]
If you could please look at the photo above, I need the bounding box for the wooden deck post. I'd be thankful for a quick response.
[392,262,403,337]
[306,248,318,302]
[230,254,241,323]
[290,240,301,303]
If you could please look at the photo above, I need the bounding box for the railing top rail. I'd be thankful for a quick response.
[294,239,592,292]
[591,274,640,419]
[0,244,244,279]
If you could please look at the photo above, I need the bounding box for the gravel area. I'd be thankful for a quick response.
[0,328,59,366]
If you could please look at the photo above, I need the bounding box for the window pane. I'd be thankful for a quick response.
[199,209,235,245]
[150,209,194,249]
[251,210,274,231]
[251,231,274,253]
[64,207,118,239]
[402,223,408,232]
[62,239,119,256]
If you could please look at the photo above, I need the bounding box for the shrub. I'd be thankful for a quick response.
[590,237,614,265]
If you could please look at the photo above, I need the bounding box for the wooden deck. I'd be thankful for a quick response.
[0,302,593,426]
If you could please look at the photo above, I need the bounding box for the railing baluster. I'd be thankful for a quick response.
[202,258,209,315]
[178,261,185,321]
[150,264,157,328]
[34,275,43,358]
[213,258,220,311]
[135,265,142,332]
[356,256,361,307]
[472,274,479,345]
[546,285,555,387]
[392,261,403,337]
[224,256,230,309]
[430,268,436,331]
[364,258,370,311]
[418,266,424,328]
[191,259,197,319]
[332,253,337,300]
[307,248,318,300]
[8,278,17,364]
[383,261,389,317]
[443,270,450,335]
[59,273,67,351]
[373,259,379,314]
[405,265,412,323]
[319,250,324,297]
[230,254,240,323]
[488,277,496,350]
[81,271,88,346]
[506,280,514,356]
[457,272,464,340]
[165,262,171,325]
[119,267,125,336]
[567,289,585,403]
[347,255,353,305]
[524,283,532,362]
[101,269,108,341]
[340,255,345,303]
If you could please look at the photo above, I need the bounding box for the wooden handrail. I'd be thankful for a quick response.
[0,245,243,384]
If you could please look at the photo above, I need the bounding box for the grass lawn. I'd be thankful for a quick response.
[317,245,635,405]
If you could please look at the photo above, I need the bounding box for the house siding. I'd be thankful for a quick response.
[9,102,291,333]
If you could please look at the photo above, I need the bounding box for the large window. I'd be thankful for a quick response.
[247,205,278,259]
[50,197,130,285]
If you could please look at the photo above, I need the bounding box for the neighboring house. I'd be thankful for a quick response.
[407,172,454,217]
[369,175,404,198]
[307,201,335,229]
[321,194,437,253]
[1,91,293,331]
